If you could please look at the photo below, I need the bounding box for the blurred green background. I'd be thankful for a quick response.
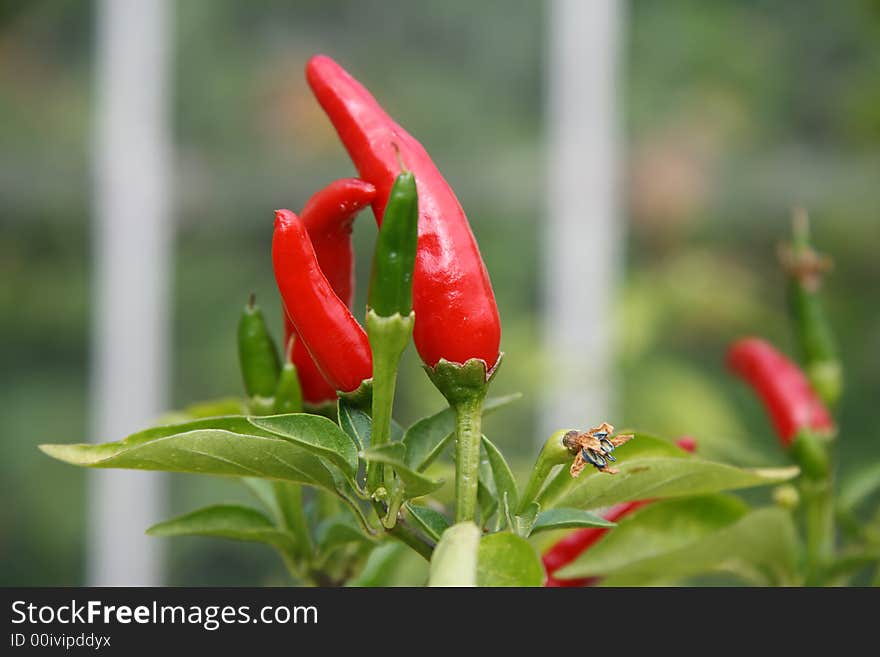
[1,0,878,585]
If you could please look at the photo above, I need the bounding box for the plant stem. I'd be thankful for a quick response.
[370,499,434,560]
[365,311,413,493]
[802,476,834,585]
[340,492,380,537]
[423,358,497,524]
[387,518,435,560]
[273,482,312,559]
[518,429,572,514]
[367,367,395,492]
[453,395,484,523]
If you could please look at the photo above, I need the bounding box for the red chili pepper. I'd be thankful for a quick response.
[544,500,651,587]
[300,178,376,308]
[305,55,501,369]
[675,435,697,453]
[727,337,834,446]
[273,209,372,394]
[281,179,376,404]
[286,323,338,404]
[543,437,697,587]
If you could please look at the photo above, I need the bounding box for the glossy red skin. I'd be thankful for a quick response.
[727,337,834,446]
[543,437,697,587]
[282,179,376,403]
[285,315,337,404]
[543,501,651,587]
[305,54,501,369]
[301,178,376,307]
[273,209,372,393]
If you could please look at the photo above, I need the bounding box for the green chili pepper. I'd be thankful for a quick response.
[237,294,281,400]
[780,210,842,407]
[517,429,574,514]
[367,170,419,318]
[273,338,303,414]
[363,170,419,497]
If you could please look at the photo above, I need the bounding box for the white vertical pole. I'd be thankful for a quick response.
[90,0,172,586]
[542,0,623,436]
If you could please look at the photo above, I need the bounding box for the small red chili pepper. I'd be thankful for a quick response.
[300,178,376,308]
[305,54,501,369]
[727,337,834,446]
[544,500,651,587]
[543,437,697,587]
[281,179,376,404]
[286,328,338,404]
[273,209,372,394]
[675,435,697,453]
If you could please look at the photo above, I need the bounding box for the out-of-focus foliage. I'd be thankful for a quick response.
[1,0,878,584]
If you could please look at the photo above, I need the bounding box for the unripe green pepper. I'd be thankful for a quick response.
[368,170,419,318]
[237,294,281,400]
[364,170,419,495]
[790,430,831,480]
[273,338,303,414]
[780,210,842,407]
[517,429,575,514]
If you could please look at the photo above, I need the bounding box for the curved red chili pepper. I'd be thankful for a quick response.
[285,317,338,404]
[281,179,376,404]
[543,500,651,587]
[300,178,376,307]
[727,337,834,446]
[543,437,697,587]
[305,54,501,369]
[273,209,372,394]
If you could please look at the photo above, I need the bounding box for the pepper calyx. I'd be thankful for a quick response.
[337,379,373,412]
[423,355,504,406]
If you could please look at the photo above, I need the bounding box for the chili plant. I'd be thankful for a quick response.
[543,212,879,587]
[41,56,818,586]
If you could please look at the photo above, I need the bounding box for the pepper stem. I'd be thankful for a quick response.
[365,310,414,493]
[272,481,311,560]
[791,430,835,584]
[802,476,834,585]
[451,395,485,523]
[517,429,573,514]
[424,357,500,524]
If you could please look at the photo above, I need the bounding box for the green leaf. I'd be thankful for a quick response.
[530,507,616,535]
[555,495,748,579]
[241,477,281,519]
[158,397,246,423]
[536,433,691,507]
[481,435,518,515]
[839,463,880,513]
[360,444,444,498]
[146,504,296,555]
[271,481,312,558]
[823,546,880,585]
[563,459,797,510]
[314,513,372,554]
[405,503,450,542]
[599,507,800,586]
[478,456,500,529]
[428,522,480,587]
[512,499,540,537]
[248,413,359,478]
[348,542,414,587]
[182,397,247,418]
[41,416,338,492]
[477,532,544,587]
[402,393,522,470]
[477,480,498,529]
[338,399,372,450]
